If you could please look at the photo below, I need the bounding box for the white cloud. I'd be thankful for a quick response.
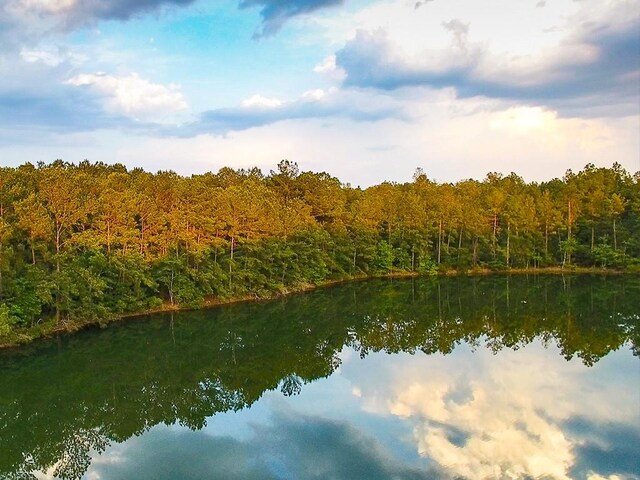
[20,44,86,67]
[343,343,639,480]
[391,373,575,479]
[21,48,66,67]
[21,93,631,186]
[33,459,62,480]
[488,106,559,133]
[241,94,283,109]
[317,0,638,118]
[240,90,327,110]
[587,474,627,480]
[173,86,402,137]
[2,0,197,38]
[66,72,188,121]
[9,0,76,14]
[3,89,637,186]
[115,131,291,173]
[301,88,327,101]
[322,0,608,59]
[313,54,346,81]
[112,114,407,181]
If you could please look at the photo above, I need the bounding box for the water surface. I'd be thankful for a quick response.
[0,275,638,479]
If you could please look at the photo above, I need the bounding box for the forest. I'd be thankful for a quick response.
[0,160,638,343]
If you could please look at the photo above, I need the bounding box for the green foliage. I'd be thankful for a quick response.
[0,161,637,341]
[592,244,625,268]
[393,246,412,271]
[560,238,578,259]
[417,256,438,275]
[373,241,394,273]
[9,265,53,326]
[0,304,17,336]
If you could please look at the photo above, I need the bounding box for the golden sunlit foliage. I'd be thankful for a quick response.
[0,160,638,342]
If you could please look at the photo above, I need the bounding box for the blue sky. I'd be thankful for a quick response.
[0,0,638,185]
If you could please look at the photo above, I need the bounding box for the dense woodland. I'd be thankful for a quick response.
[0,160,638,342]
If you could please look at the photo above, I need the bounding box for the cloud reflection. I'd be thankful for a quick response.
[343,343,640,480]
[85,429,277,480]
[85,412,441,480]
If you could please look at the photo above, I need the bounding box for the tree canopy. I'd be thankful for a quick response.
[0,160,638,343]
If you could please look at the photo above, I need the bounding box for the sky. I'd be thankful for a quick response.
[0,0,639,186]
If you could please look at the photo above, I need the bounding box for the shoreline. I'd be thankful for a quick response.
[0,266,633,350]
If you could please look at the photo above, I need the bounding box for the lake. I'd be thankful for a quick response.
[0,275,638,480]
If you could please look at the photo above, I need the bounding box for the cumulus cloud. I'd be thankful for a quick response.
[377,359,575,479]
[0,55,137,138]
[0,0,344,49]
[239,0,346,37]
[240,94,283,108]
[2,0,196,33]
[441,19,469,51]
[314,54,347,81]
[334,0,640,117]
[344,343,640,480]
[52,93,636,186]
[168,88,402,136]
[0,90,127,136]
[66,72,188,121]
[20,44,86,67]
[336,28,474,91]
[414,0,435,9]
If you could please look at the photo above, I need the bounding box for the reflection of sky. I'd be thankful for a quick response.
[40,340,639,480]
[341,343,640,480]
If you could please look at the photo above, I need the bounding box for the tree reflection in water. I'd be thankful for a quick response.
[0,275,638,479]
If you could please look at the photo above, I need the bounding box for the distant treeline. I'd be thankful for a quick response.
[0,160,638,341]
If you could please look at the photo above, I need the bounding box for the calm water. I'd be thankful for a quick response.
[0,275,639,480]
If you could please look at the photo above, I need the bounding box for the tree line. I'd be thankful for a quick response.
[0,159,638,342]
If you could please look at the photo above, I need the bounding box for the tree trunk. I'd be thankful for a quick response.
[492,213,498,258]
[0,203,3,300]
[0,240,3,302]
[169,269,175,305]
[55,221,62,325]
[472,237,478,266]
[411,244,415,271]
[229,236,235,292]
[613,217,617,250]
[140,218,145,256]
[107,222,111,254]
[506,222,510,267]
[56,222,61,273]
[437,218,442,264]
[567,200,572,266]
[544,221,549,257]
